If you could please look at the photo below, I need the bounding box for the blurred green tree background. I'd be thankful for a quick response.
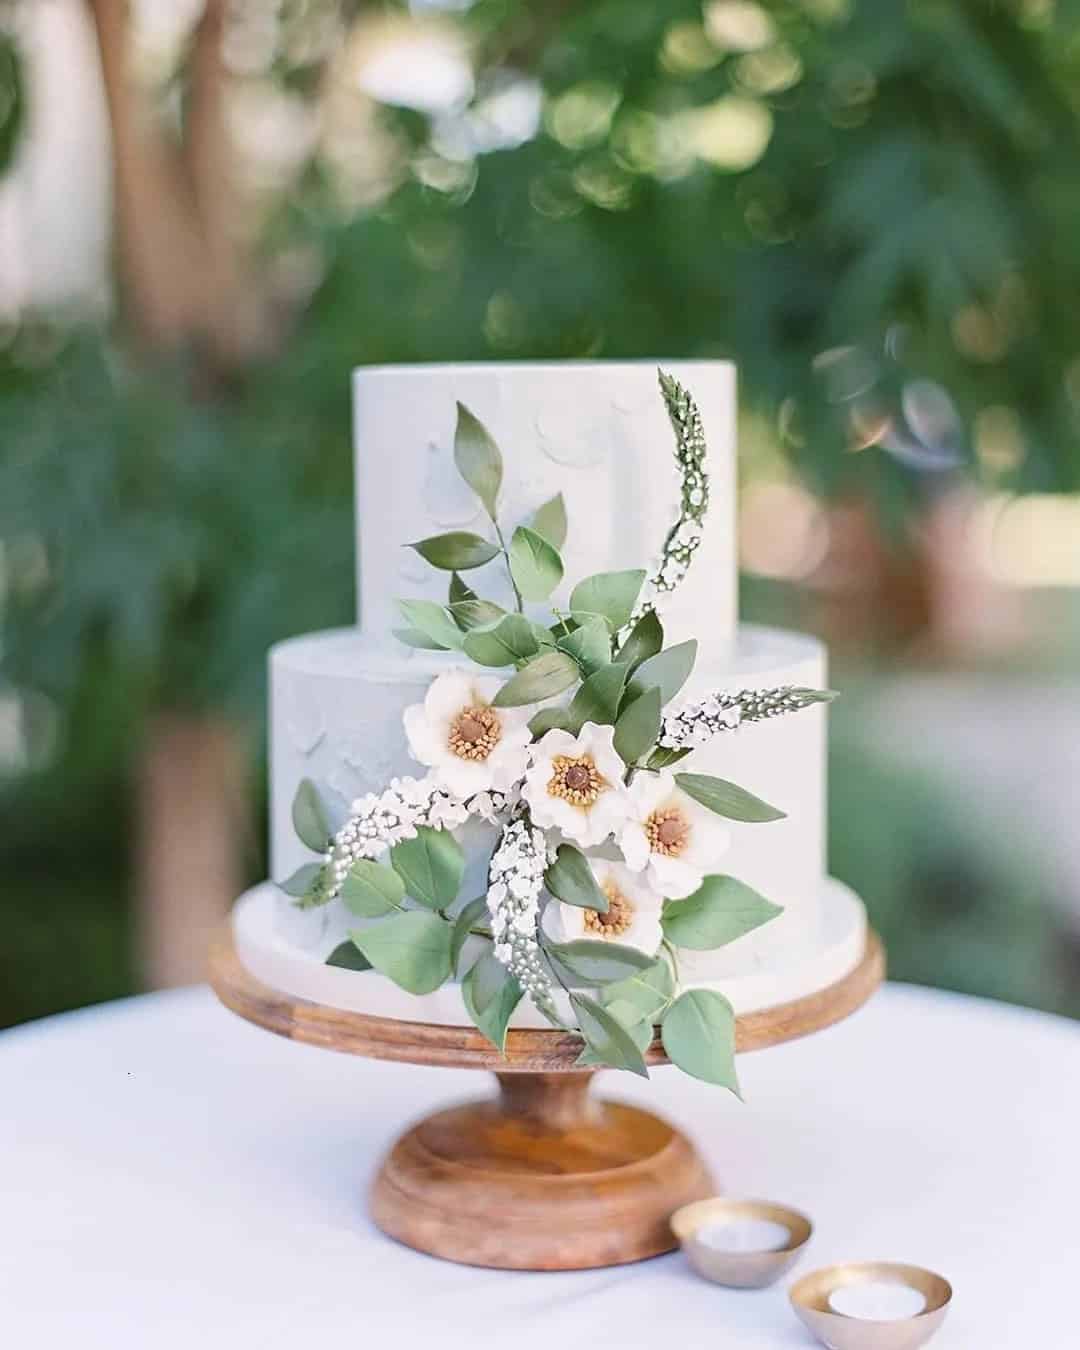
[2,0,1079,1026]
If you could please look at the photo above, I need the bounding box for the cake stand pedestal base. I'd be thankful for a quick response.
[371,1071,713,1270]
[210,926,884,1271]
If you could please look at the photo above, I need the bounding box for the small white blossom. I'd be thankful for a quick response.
[544,859,664,957]
[523,722,630,847]
[486,819,559,1019]
[404,669,533,799]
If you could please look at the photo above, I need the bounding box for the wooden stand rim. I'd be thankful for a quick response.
[209,925,884,1072]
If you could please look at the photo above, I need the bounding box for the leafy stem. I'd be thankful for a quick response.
[493,520,524,613]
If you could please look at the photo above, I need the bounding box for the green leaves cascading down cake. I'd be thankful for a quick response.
[231,361,869,1090]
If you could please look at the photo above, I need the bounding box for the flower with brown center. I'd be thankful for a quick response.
[404,669,533,799]
[523,722,630,847]
[545,859,664,955]
[620,769,730,898]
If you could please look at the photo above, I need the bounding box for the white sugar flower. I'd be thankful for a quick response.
[523,721,630,847]
[403,670,532,800]
[544,859,664,957]
[620,770,729,899]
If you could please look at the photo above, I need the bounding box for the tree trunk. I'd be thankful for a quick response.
[133,714,248,989]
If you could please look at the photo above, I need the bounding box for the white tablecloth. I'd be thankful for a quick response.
[3,984,1078,1348]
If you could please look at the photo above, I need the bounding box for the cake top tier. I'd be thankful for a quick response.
[353,361,737,654]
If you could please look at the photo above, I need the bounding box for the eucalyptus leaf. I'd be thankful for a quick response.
[450,598,506,632]
[390,825,465,909]
[396,599,463,651]
[493,650,579,707]
[394,626,448,651]
[532,492,568,549]
[630,640,697,705]
[546,939,655,985]
[661,989,740,1093]
[600,958,675,1022]
[528,706,573,737]
[448,572,478,605]
[409,532,501,571]
[451,896,490,974]
[278,862,324,898]
[509,525,564,602]
[647,745,692,770]
[565,661,628,730]
[341,859,405,917]
[325,940,372,972]
[463,613,544,667]
[571,993,649,1077]
[454,402,503,519]
[614,685,662,764]
[462,952,523,1053]
[576,1014,654,1065]
[661,875,783,950]
[569,569,646,631]
[616,609,664,668]
[350,912,453,995]
[675,773,786,822]
[556,614,611,676]
[544,843,608,911]
[292,779,330,853]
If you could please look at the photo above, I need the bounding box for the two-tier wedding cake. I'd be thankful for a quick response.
[230,361,868,1076]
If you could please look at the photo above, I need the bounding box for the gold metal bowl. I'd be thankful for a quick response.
[670,1197,812,1289]
[789,1261,953,1350]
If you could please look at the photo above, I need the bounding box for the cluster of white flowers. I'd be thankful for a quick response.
[658,685,835,752]
[321,775,511,903]
[486,819,559,1020]
[659,692,743,751]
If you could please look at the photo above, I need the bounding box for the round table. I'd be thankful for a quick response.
[2,984,1076,1348]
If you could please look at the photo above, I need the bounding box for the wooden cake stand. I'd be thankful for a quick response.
[210,926,884,1271]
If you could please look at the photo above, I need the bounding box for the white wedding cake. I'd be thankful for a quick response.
[231,361,867,1037]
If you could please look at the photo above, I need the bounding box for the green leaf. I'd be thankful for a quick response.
[394,626,448,651]
[449,572,478,605]
[569,569,646,631]
[454,402,503,519]
[292,779,330,853]
[509,525,564,602]
[449,598,506,632]
[544,843,608,911]
[600,959,675,1022]
[341,859,405,917]
[647,745,692,770]
[675,773,786,822]
[630,640,697,705]
[390,826,465,909]
[529,706,573,737]
[547,939,656,985]
[462,951,523,1053]
[556,615,611,676]
[532,493,568,549]
[576,1012,654,1065]
[409,532,500,571]
[571,993,649,1077]
[451,896,489,974]
[350,912,453,994]
[396,599,463,651]
[614,685,662,764]
[565,661,628,730]
[326,940,372,972]
[278,862,324,898]
[661,989,739,1093]
[463,613,544,667]
[493,650,580,707]
[616,610,664,668]
[661,876,783,950]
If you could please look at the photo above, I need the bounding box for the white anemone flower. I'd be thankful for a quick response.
[523,721,630,847]
[544,859,664,956]
[403,669,532,800]
[620,770,730,899]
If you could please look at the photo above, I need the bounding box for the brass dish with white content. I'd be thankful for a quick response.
[790,1261,952,1350]
[670,1197,813,1289]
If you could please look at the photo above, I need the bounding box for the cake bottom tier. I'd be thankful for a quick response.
[231,878,867,1029]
